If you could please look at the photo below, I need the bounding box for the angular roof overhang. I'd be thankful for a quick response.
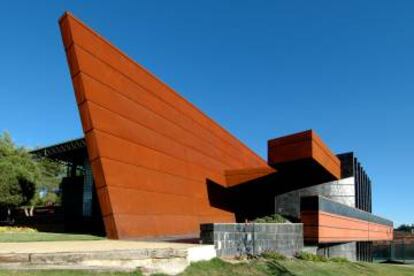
[268,130,341,183]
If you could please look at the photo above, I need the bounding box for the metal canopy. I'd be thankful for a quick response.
[30,137,87,165]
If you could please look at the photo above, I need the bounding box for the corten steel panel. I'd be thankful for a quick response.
[268,130,341,180]
[301,197,393,243]
[302,211,393,243]
[225,167,276,187]
[59,13,270,239]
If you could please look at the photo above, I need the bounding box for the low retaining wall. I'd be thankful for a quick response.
[0,243,216,275]
[200,223,304,257]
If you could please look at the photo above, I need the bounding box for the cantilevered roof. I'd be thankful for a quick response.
[30,137,87,165]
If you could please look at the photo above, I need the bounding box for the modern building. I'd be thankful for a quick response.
[32,12,392,261]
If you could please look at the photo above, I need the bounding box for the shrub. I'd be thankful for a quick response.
[260,251,287,261]
[253,214,288,223]
[295,251,328,262]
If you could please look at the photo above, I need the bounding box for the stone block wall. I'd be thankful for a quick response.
[317,242,357,261]
[200,223,303,257]
[275,176,355,220]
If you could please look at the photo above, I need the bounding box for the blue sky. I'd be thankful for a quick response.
[0,1,412,226]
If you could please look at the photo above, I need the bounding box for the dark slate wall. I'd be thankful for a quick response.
[200,223,303,257]
[337,152,372,213]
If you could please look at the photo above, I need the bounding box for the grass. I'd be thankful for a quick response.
[0,226,38,233]
[329,257,350,263]
[0,271,142,276]
[0,226,104,242]
[0,231,104,242]
[275,260,414,276]
[180,258,269,276]
[259,251,288,261]
[180,258,414,276]
[0,258,413,275]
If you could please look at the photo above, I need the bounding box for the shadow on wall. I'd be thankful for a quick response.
[206,180,235,214]
[206,173,278,222]
[206,160,339,222]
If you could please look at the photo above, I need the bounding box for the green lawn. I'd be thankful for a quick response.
[0,258,414,276]
[0,271,140,276]
[180,258,414,276]
[0,232,104,242]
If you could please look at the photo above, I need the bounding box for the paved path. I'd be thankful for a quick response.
[0,240,196,254]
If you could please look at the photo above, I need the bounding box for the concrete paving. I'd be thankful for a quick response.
[0,240,196,254]
[0,240,216,275]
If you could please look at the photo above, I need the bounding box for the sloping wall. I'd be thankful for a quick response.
[59,12,269,239]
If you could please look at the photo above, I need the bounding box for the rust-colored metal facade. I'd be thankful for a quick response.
[305,211,393,243]
[59,13,271,239]
[58,13,392,243]
[268,130,341,180]
[301,197,393,243]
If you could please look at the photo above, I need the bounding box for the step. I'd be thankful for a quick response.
[0,240,216,275]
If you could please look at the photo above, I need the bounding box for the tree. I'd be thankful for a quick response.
[396,224,414,232]
[30,157,65,209]
[0,132,39,220]
[0,132,66,220]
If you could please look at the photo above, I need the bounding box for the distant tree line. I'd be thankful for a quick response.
[0,132,64,221]
[396,224,414,232]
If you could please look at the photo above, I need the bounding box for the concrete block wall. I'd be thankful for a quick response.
[200,223,303,257]
[317,242,357,261]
